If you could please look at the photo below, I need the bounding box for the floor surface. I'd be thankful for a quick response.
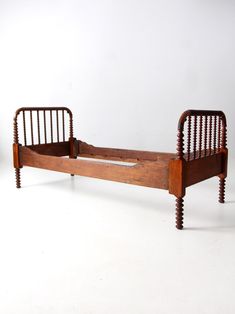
[0,158,235,314]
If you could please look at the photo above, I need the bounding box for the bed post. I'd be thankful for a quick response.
[169,112,187,230]
[13,111,22,188]
[218,114,228,203]
[175,125,186,230]
[68,109,77,176]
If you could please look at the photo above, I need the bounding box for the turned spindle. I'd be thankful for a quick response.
[198,115,203,158]
[37,110,41,144]
[176,197,184,229]
[193,115,197,159]
[187,116,191,161]
[219,178,226,203]
[68,109,76,176]
[15,168,21,188]
[13,114,21,188]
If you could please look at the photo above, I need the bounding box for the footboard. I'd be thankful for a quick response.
[169,110,228,229]
[13,107,77,187]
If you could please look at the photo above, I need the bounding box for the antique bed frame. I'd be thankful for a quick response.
[13,107,228,229]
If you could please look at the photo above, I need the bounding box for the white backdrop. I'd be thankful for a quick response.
[0,0,234,165]
[1,2,235,314]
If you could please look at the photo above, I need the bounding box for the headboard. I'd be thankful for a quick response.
[177,110,227,161]
[13,107,73,146]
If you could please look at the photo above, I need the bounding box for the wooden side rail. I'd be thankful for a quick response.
[19,146,170,189]
[78,140,176,163]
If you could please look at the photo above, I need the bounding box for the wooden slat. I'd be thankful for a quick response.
[26,141,70,156]
[193,115,197,159]
[213,115,217,152]
[78,141,176,162]
[187,116,191,161]
[30,110,34,145]
[62,110,65,141]
[37,110,41,144]
[198,115,203,158]
[43,110,47,144]
[22,110,27,145]
[204,115,208,156]
[50,110,53,142]
[209,115,212,155]
[185,152,223,187]
[218,117,221,151]
[56,110,59,142]
[20,147,170,189]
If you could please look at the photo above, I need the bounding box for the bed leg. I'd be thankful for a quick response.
[176,197,184,229]
[70,156,77,176]
[15,168,21,188]
[219,178,226,203]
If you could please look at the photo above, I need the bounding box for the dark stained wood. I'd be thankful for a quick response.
[37,110,41,144]
[218,117,221,152]
[187,116,191,161]
[185,152,223,187]
[56,110,59,142]
[175,197,184,230]
[23,110,27,145]
[219,178,226,203]
[26,141,70,156]
[213,115,217,152]
[198,115,203,158]
[209,115,212,155]
[62,110,65,141]
[204,115,208,157]
[30,110,34,145]
[50,109,53,143]
[193,115,197,159]
[43,110,47,144]
[20,146,170,189]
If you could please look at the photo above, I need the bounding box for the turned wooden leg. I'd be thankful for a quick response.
[176,197,184,229]
[219,178,226,203]
[15,168,21,188]
[70,156,77,176]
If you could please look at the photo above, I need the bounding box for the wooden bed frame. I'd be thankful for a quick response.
[13,107,228,229]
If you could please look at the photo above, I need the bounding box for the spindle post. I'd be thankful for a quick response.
[13,112,21,188]
[37,110,41,144]
[43,110,47,144]
[198,115,203,158]
[187,116,191,161]
[176,197,184,229]
[204,116,208,156]
[218,115,227,203]
[213,116,217,153]
[193,115,197,159]
[217,117,221,152]
[50,109,53,143]
[56,109,59,142]
[62,109,65,142]
[209,115,212,155]
[175,125,185,230]
[68,109,76,176]
[22,110,27,146]
[30,110,34,145]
